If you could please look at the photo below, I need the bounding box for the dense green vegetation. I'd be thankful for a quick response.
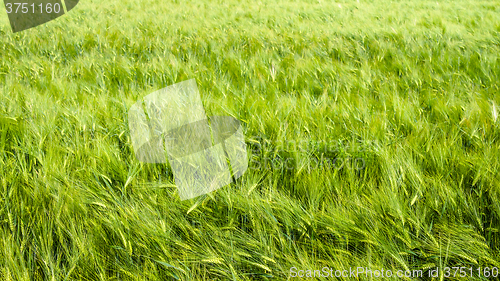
[1,0,499,279]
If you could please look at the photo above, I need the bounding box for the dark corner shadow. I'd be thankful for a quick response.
[4,0,79,33]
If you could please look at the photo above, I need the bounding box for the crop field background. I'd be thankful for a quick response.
[1,0,500,280]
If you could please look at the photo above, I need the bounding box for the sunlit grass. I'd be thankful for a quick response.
[0,0,499,280]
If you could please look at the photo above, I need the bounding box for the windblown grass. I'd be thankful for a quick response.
[0,0,499,279]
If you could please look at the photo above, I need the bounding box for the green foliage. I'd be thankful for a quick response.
[0,0,499,279]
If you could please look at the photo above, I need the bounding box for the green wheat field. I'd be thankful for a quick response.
[1,0,500,280]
